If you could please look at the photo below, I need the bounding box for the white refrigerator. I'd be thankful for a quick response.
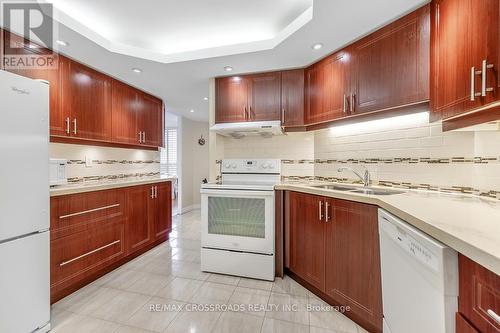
[0,70,51,333]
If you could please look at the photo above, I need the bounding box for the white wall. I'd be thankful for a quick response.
[178,116,209,213]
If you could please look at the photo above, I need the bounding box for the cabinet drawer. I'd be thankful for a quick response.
[51,189,126,239]
[51,222,125,292]
[459,255,500,333]
[456,312,480,333]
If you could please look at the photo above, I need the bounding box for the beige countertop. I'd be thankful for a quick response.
[50,175,176,197]
[276,182,500,276]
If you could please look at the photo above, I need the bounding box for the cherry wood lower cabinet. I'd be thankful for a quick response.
[284,191,383,333]
[50,181,172,302]
[458,254,500,333]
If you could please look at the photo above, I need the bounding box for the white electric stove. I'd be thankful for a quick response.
[200,159,281,281]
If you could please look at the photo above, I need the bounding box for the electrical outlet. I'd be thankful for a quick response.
[85,156,93,167]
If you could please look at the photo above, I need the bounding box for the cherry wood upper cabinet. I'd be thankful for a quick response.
[305,51,350,124]
[137,92,163,147]
[432,0,500,128]
[286,191,325,291]
[325,199,382,332]
[111,79,140,145]
[351,5,430,115]
[2,30,66,136]
[60,56,112,141]
[216,76,249,123]
[247,72,281,121]
[281,69,305,127]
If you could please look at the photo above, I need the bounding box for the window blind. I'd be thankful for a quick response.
[160,128,177,176]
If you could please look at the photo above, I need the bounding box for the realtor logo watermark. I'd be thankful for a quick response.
[1,1,58,69]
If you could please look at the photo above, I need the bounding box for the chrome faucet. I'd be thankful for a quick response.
[337,166,371,187]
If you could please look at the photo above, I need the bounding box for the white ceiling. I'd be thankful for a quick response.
[3,0,429,122]
[47,0,313,63]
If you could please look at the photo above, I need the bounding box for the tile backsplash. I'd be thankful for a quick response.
[217,110,500,199]
[49,143,160,183]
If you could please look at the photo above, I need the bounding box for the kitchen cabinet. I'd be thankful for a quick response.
[136,92,164,147]
[50,181,172,302]
[247,72,281,121]
[59,56,112,141]
[286,191,325,291]
[456,313,480,333]
[458,254,500,333]
[1,30,65,136]
[285,191,382,333]
[305,50,350,124]
[324,199,382,332]
[216,76,249,123]
[281,69,305,128]
[351,5,429,115]
[431,0,500,127]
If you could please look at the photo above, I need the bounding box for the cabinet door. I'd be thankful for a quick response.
[459,254,500,333]
[352,5,429,114]
[61,57,112,140]
[152,182,172,240]
[111,79,140,145]
[137,92,163,147]
[431,0,472,118]
[325,199,382,331]
[127,185,152,253]
[2,31,66,136]
[287,192,325,291]
[305,52,348,124]
[281,69,305,127]
[215,76,249,123]
[247,72,281,121]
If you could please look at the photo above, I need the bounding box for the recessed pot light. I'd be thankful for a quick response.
[224,66,233,72]
[56,40,69,46]
[190,109,194,113]
[312,43,323,50]
[203,97,209,101]
[132,68,142,73]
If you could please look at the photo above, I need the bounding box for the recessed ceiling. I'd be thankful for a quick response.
[48,0,313,63]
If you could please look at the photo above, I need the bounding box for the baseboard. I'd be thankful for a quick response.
[180,204,200,214]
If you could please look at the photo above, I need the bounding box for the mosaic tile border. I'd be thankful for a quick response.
[67,172,160,184]
[67,159,160,165]
[281,176,500,200]
[281,157,500,165]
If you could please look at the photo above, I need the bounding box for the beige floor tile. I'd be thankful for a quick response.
[168,238,200,250]
[102,269,144,290]
[310,326,347,333]
[125,272,174,296]
[112,325,154,333]
[90,291,150,324]
[139,258,173,276]
[227,287,270,317]
[265,292,309,326]
[189,281,236,305]
[171,249,201,263]
[155,277,203,302]
[126,297,184,332]
[207,273,241,286]
[212,312,264,333]
[308,298,357,333]
[356,325,370,333]
[272,276,309,297]
[51,283,100,313]
[260,318,310,333]
[171,261,210,280]
[68,287,122,315]
[238,277,274,291]
[50,310,85,332]
[164,309,222,333]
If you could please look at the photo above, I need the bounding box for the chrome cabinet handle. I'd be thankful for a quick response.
[138,132,142,143]
[343,94,347,113]
[243,105,247,119]
[481,59,495,96]
[471,66,476,101]
[65,117,70,134]
[325,202,330,222]
[154,186,158,198]
[318,201,324,221]
[142,131,146,143]
[281,108,285,123]
[350,93,355,113]
[59,240,121,267]
[59,204,120,219]
[73,118,77,135]
[487,309,500,325]
[151,186,154,198]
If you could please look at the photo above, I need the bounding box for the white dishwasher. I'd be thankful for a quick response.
[378,209,458,333]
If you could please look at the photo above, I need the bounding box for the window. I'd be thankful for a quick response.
[160,128,177,175]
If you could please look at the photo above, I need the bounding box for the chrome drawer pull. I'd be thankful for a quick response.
[487,309,500,325]
[59,240,121,267]
[59,203,120,219]
[325,202,330,222]
[318,201,324,221]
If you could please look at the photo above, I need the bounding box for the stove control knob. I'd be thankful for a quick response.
[224,163,230,168]
[231,163,237,169]
[267,163,274,169]
[261,163,269,169]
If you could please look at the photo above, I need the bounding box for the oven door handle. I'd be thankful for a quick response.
[200,189,275,197]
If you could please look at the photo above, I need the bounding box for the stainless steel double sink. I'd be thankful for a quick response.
[310,184,404,195]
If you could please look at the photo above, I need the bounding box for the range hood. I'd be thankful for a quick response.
[210,121,283,138]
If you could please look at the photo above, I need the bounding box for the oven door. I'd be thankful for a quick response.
[201,189,274,254]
